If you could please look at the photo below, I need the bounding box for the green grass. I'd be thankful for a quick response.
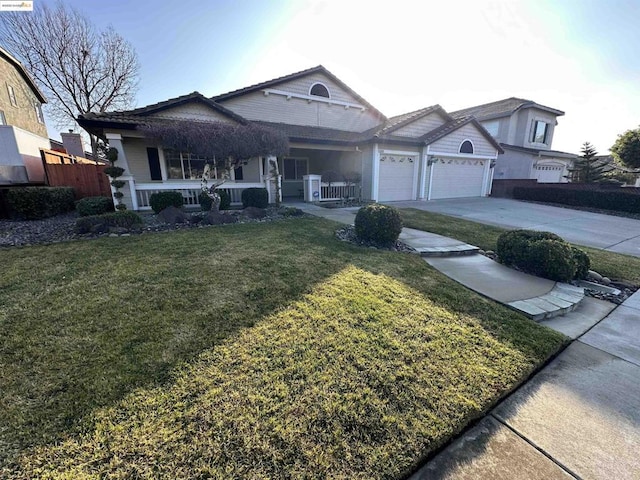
[0,217,565,478]
[400,208,640,285]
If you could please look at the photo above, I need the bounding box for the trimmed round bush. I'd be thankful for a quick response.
[354,204,403,246]
[527,239,577,282]
[76,196,114,217]
[241,188,269,208]
[496,229,589,281]
[199,190,231,211]
[149,191,184,214]
[571,246,591,280]
[104,166,125,178]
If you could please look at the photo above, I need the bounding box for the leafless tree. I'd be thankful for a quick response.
[0,1,140,157]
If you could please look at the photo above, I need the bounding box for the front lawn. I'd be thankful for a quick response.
[0,217,564,478]
[400,208,640,285]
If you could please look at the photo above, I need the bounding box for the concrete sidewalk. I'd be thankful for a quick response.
[413,291,640,480]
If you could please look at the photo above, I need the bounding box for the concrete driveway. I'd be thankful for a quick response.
[390,197,640,257]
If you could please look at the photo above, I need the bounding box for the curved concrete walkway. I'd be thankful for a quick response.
[294,202,584,320]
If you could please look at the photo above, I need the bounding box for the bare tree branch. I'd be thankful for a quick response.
[0,1,140,156]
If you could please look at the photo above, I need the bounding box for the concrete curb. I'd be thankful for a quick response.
[415,244,480,257]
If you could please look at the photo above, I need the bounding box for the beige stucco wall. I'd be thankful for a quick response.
[0,56,47,137]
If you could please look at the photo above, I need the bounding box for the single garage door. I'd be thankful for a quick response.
[430,158,486,199]
[378,154,416,201]
[535,164,564,183]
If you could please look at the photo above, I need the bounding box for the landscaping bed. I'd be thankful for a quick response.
[0,217,564,478]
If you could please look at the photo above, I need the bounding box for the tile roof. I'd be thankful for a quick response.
[373,105,451,136]
[212,65,387,121]
[450,97,564,120]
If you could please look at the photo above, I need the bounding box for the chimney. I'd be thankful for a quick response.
[60,131,85,158]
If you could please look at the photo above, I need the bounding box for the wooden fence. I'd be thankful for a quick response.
[45,163,112,199]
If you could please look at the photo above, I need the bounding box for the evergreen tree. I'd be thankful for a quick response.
[567,142,608,183]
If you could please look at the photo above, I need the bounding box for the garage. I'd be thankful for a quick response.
[534,163,564,183]
[378,154,416,201]
[429,158,486,199]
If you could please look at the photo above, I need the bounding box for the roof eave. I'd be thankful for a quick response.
[0,47,46,103]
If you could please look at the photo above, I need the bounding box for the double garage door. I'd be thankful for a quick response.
[534,164,564,183]
[429,158,486,200]
[377,155,488,201]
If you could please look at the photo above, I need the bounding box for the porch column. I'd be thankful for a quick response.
[419,148,428,200]
[105,133,131,174]
[105,133,136,210]
[372,143,380,202]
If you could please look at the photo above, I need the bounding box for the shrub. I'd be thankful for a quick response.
[104,166,125,178]
[75,211,143,234]
[76,196,114,217]
[6,187,75,219]
[218,190,231,210]
[241,188,269,208]
[110,180,126,189]
[571,246,591,280]
[199,191,212,211]
[200,190,231,211]
[527,239,577,282]
[513,186,640,214]
[354,204,403,246]
[496,229,590,281]
[149,191,184,214]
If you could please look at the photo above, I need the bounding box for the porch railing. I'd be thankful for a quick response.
[320,182,359,202]
[135,182,265,210]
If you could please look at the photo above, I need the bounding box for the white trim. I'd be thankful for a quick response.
[105,133,122,141]
[458,139,475,154]
[412,150,420,200]
[372,143,380,201]
[308,82,331,99]
[419,148,428,199]
[427,151,498,160]
[262,88,366,111]
[128,178,139,210]
[379,148,420,156]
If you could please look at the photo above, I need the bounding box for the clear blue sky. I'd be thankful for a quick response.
[40,0,640,154]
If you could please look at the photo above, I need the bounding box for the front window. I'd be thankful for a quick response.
[309,83,330,98]
[164,150,213,180]
[283,157,308,180]
[531,120,549,144]
[459,140,474,154]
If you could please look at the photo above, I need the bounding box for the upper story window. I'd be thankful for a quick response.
[34,102,44,123]
[531,120,549,144]
[7,84,17,107]
[459,140,474,154]
[0,110,6,125]
[309,82,330,98]
[483,120,499,137]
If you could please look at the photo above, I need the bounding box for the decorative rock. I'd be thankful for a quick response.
[108,233,118,238]
[478,249,486,255]
[242,206,267,219]
[203,211,237,225]
[588,270,603,282]
[109,226,129,235]
[601,277,611,285]
[157,205,188,224]
[90,223,109,234]
[486,250,495,256]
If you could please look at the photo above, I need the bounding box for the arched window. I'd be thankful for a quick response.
[309,82,330,98]
[459,140,474,154]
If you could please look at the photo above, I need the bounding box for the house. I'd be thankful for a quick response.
[451,98,576,183]
[0,46,48,184]
[78,66,503,210]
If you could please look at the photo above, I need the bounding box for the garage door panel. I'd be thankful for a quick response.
[535,165,564,183]
[430,158,486,199]
[378,155,416,202]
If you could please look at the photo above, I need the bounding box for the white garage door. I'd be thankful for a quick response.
[378,155,416,201]
[430,158,486,199]
[535,164,564,183]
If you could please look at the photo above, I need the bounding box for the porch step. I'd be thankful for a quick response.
[507,283,585,321]
[415,244,480,257]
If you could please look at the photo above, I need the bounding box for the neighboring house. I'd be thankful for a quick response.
[451,98,576,183]
[78,66,502,210]
[0,46,48,184]
[49,131,99,162]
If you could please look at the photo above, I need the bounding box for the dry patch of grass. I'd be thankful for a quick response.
[1,217,564,478]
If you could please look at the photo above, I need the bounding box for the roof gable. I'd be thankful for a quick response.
[423,116,504,154]
[213,65,386,121]
[0,46,46,103]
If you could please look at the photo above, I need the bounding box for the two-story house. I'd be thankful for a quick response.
[0,46,49,184]
[451,98,576,183]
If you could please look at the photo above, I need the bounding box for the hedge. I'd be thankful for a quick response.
[6,187,75,219]
[241,188,269,208]
[355,204,403,246]
[149,191,184,214]
[513,186,640,213]
[75,211,143,234]
[199,190,231,211]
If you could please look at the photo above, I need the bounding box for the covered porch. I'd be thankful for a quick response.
[280,144,365,202]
